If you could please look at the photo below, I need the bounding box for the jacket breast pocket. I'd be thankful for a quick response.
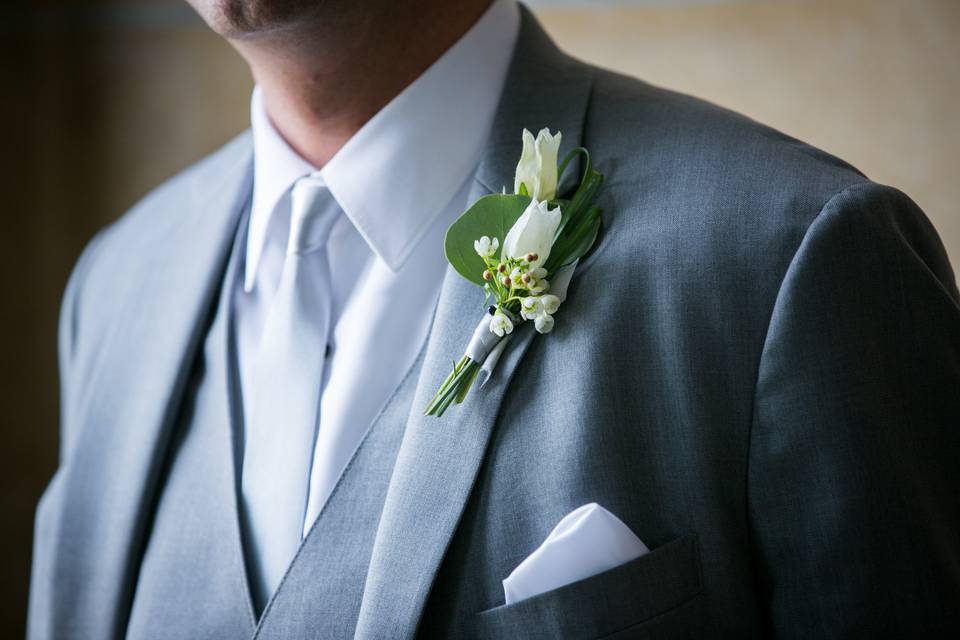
[468,534,705,640]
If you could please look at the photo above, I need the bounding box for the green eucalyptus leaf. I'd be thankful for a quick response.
[444,193,531,286]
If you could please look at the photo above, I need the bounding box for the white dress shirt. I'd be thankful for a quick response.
[235,0,520,537]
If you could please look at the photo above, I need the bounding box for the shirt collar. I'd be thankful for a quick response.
[245,0,520,291]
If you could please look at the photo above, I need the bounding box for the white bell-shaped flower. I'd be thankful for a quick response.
[539,294,561,315]
[534,313,555,334]
[489,310,514,337]
[474,235,499,258]
[528,278,549,295]
[520,296,542,320]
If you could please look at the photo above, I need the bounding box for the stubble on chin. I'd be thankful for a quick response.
[196,0,324,38]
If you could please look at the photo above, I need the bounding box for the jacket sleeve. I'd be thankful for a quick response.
[747,182,960,636]
[56,227,110,464]
[28,227,110,640]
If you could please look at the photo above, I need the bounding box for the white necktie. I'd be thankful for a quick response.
[241,173,339,609]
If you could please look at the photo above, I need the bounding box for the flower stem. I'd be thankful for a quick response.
[423,356,482,417]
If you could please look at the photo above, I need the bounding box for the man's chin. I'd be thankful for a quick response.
[187,0,320,38]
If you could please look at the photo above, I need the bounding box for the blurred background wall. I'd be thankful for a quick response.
[2,0,957,633]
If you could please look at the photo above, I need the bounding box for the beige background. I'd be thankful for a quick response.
[539,0,960,268]
[2,0,957,633]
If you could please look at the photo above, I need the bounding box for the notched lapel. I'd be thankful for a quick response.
[354,255,540,640]
[354,9,594,639]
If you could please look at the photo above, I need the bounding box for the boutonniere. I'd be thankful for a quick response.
[424,128,605,417]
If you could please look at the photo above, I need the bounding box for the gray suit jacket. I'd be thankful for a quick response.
[30,8,960,639]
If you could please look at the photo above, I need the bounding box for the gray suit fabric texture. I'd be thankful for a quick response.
[29,7,960,639]
[124,204,423,639]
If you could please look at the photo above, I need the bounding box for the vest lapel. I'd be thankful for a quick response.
[126,204,257,638]
[354,10,594,638]
[48,136,253,639]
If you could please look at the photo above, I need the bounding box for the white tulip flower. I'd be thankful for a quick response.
[534,313,555,334]
[514,128,562,202]
[474,235,499,259]
[489,310,514,337]
[503,199,561,269]
[539,294,561,315]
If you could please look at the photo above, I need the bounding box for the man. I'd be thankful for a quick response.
[28,0,960,637]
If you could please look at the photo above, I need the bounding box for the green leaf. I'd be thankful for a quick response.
[557,147,590,188]
[543,205,602,273]
[444,194,531,286]
[557,171,602,237]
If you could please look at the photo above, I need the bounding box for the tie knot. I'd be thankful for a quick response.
[288,173,339,254]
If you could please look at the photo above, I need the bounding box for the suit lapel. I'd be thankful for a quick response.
[51,135,253,638]
[354,10,594,638]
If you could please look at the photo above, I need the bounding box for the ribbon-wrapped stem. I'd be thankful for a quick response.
[423,308,511,417]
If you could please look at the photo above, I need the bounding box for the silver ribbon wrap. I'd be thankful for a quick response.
[464,313,505,363]
[547,260,578,305]
[478,335,512,387]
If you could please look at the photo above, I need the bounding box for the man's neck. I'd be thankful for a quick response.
[231,0,493,168]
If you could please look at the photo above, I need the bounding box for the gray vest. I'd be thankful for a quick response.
[127,212,423,639]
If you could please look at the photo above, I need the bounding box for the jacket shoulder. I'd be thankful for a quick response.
[586,66,866,198]
[579,65,881,278]
[574,64,947,362]
[58,131,251,392]
[94,130,251,268]
[70,131,250,304]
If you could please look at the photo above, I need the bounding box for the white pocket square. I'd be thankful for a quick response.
[502,503,649,605]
